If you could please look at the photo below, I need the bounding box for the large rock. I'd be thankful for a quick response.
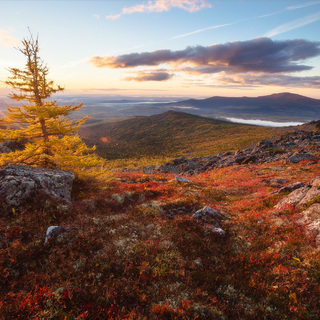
[192,206,224,222]
[288,153,316,164]
[297,204,320,245]
[275,176,320,210]
[0,140,25,152]
[0,165,75,208]
[44,226,69,245]
[277,182,304,194]
[192,206,227,236]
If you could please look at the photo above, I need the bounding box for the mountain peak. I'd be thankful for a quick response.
[266,92,309,100]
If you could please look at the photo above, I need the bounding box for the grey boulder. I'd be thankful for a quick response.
[0,164,75,209]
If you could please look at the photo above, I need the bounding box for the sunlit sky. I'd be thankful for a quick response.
[1,0,320,99]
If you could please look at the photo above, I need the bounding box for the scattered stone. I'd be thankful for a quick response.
[175,176,193,183]
[264,178,288,188]
[288,153,316,164]
[141,130,320,176]
[192,206,224,221]
[158,164,180,174]
[204,224,227,236]
[143,166,156,174]
[192,206,227,236]
[0,164,75,209]
[277,182,305,194]
[44,226,68,245]
[172,156,187,164]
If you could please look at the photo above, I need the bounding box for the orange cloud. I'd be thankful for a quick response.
[107,0,211,19]
[90,38,320,74]
[89,38,320,87]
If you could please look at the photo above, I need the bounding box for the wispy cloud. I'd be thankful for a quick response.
[170,1,320,41]
[0,29,20,48]
[218,73,320,88]
[93,14,100,19]
[171,23,233,39]
[265,11,320,37]
[107,0,211,20]
[286,1,320,10]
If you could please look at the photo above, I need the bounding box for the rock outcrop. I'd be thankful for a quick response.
[0,164,75,210]
[275,177,320,210]
[297,204,320,245]
[145,130,320,175]
[274,176,320,244]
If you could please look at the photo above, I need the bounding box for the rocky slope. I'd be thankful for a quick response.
[149,129,320,175]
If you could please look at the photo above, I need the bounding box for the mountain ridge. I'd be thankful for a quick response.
[104,92,320,122]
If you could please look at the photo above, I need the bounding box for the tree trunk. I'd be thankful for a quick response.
[40,119,49,143]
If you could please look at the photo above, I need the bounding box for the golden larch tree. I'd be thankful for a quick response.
[0,32,100,173]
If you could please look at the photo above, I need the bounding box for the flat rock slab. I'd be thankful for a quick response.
[0,164,75,208]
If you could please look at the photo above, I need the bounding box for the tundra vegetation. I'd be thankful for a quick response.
[1,35,320,319]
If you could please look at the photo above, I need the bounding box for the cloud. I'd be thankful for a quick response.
[0,29,20,47]
[265,11,320,37]
[93,14,100,19]
[107,0,211,19]
[217,73,320,88]
[168,2,320,41]
[89,37,320,88]
[90,37,320,74]
[124,71,173,81]
[286,1,320,10]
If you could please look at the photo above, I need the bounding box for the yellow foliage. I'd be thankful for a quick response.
[0,32,102,175]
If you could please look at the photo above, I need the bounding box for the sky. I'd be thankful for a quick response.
[0,0,320,99]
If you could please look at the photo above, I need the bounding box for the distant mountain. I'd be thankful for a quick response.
[2,92,319,122]
[157,92,320,122]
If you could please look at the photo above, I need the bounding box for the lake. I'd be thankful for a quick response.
[225,117,305,127]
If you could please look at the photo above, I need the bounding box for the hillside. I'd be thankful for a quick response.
[80,111,292,167]
[3,101,320,319]
[2,139,320,319]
